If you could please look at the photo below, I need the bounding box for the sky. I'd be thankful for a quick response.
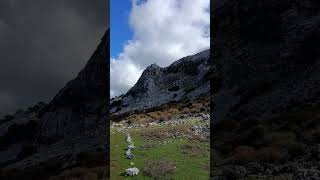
[110,0,133,58]
[0,0,109,116]
[110,0,210,97]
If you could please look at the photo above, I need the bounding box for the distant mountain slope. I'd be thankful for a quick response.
[110,49,210,116]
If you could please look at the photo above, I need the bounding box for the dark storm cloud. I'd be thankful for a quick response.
[0,0,109,116]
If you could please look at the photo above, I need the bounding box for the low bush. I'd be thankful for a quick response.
[180,141,207,156]
[141,128,170,140]
[143,159,176,179]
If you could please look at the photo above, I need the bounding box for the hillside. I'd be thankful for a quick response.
[0,30,109,180]
[211,0,320,179]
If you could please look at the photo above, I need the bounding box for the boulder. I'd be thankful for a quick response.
[126,134,132,143]
[127,154,135,159]
[125,167,139,176]
[128,145,135,150]
[125,149,131,155]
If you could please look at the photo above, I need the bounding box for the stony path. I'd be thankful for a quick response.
[124,133,139,176]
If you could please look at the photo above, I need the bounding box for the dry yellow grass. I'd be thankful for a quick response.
[118,96,210,124]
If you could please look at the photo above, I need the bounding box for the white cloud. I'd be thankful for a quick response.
[110,58,143,97]
[110,0,210,97]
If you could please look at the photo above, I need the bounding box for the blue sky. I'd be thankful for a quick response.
[110,0,133,58]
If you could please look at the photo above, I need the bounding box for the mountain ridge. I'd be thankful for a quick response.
[110,49,210,116]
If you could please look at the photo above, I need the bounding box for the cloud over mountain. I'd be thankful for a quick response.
[111,0,210,97]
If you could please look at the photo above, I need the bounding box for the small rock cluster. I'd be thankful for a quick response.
[111,113,210,133]
[191,124,210,137]
[124,133,139,176]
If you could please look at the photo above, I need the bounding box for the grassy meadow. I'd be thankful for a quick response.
[110,124,209,180]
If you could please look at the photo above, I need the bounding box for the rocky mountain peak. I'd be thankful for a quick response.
[110,49,210,116]
[147,63,161,69]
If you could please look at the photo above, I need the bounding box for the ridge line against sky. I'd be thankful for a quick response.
[110,0,210,98]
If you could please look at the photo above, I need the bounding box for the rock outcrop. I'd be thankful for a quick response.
[110,49,210,116]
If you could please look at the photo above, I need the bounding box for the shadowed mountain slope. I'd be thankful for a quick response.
[0,30,109,175]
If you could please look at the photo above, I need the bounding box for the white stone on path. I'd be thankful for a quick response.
[127,154,135,159]
[125,167,139,176]
[125,149,131,155]
[128,145,135,150]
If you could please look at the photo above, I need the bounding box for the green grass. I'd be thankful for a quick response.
[110,126,209,180]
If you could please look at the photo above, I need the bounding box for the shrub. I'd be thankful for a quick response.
[143,159,176,179]
[180,141,207,156]
[190,107,199,114]
[158,112,173,122]
[141,128,170,140]
[181,107,190,114]
[168,107,179,115]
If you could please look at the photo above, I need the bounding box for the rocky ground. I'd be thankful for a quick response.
[111,112,210,137]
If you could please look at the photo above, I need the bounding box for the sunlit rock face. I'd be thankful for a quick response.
[110,49,210,115]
